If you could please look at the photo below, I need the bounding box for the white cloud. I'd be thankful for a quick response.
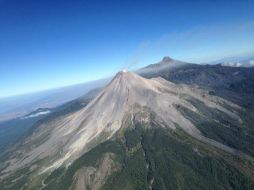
[21,110,51,119]
[221,60,254,67]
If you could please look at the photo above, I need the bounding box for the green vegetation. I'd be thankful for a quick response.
[103,126,254,190]
[43,140,124,190]
[39,123,254,190]
[177,98,254,157]
[104,125,148,190]
[124,127,141,149]
[140,127,254,190]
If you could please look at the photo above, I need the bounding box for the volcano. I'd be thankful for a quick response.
[1,71,254,190]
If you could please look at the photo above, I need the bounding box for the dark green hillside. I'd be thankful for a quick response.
[176,97,254,157]
[41,124,254,190]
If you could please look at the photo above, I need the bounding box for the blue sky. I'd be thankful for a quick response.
[0,0,254,98]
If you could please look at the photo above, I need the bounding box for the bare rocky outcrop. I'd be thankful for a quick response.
[70,153,118,190]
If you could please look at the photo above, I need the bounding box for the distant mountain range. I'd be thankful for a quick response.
[1,56,254,189]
